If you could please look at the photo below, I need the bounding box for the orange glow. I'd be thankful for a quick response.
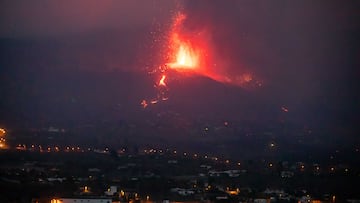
[0,128,5,137]
[0,128,6,149]
[84,186,90,193]
[237,73,253,83]
[226,189,240,195]
[159,75,167,86]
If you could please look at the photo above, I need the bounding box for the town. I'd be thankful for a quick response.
[0,128,359,203]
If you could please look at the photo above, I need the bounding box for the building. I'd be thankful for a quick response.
[105,186,117,196]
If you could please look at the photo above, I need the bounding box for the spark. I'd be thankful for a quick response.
[281,106,289,112]
[140,100,148,108]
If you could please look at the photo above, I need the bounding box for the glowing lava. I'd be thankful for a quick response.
[167,35,200,70]
[159,75,167,86]
[166,12,203,72]
[175,44,199,68]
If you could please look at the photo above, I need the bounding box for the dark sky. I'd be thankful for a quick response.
[0,1,359,128]
[0,0,176,38]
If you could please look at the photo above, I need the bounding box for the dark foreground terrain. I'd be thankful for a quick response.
[0,148,359,203]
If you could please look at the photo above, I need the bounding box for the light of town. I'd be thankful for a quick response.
[0,128,6,136]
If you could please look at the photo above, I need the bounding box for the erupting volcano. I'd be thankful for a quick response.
[141,10,261,108]
[141,12,206,108]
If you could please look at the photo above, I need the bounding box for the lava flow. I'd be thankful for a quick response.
[159,75,167,86]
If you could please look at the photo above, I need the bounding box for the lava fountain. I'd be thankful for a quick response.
[166,13,203,72]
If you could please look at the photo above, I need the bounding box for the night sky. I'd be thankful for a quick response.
[0,1,359,140]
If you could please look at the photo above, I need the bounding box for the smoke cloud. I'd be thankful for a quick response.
[180,1,359,98]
